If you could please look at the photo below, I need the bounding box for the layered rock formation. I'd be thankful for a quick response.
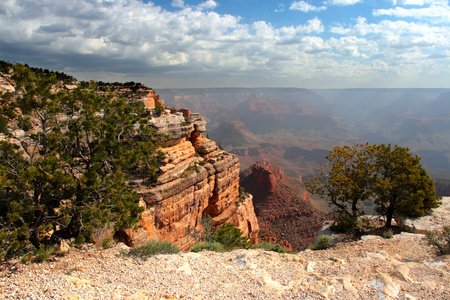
[240,160,324,251]
[0,69,259,251]
[123,101,259,250]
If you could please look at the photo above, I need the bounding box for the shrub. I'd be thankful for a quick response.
[154,103,165,116]
[310,235,333,250]
[214,223,250,251]
[191,241,224,253]
[102,237,114,249]
[383,229,394,239]
[330,212,359,233]
[252,242,286,253]
[127,240,180,259]
[426,226,450,256]
[34,245,55,262]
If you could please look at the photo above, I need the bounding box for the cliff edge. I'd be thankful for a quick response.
[117,97,259,250]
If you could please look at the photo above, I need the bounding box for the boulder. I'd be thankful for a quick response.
[395,197,450,233]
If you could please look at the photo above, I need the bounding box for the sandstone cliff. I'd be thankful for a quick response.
[0,70,259,251]
[120,99,259,250]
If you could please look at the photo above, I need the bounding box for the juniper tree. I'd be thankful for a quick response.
[0,63,162,259]
[306,143,441,230]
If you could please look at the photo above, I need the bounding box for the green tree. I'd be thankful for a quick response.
[373,144,441,227]
[305,143,376,222]
[213,223,250,251]
[306,143,441,230]
[0,64,162,259]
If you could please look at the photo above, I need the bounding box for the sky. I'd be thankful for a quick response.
[1,0,449,89]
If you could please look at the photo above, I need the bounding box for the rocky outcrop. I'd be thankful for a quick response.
[123,99,259,250]
[0,69,259,251]
[396,197,450,233]
[240,160,324,251]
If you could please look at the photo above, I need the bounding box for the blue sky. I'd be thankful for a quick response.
[1,0,449,89]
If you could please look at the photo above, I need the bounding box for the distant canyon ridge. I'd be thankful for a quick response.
[158,88,450,196]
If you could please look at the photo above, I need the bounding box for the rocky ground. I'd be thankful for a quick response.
[1,232,449,300]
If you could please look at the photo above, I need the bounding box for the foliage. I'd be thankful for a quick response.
[373,144,441,227]
[213,223,251,251]
[252,242,286,253]
[426,226,450,256]
[329,212,359,233]
[102,237,114,249]
[154,103,165,116]
[305,143,376,220]
[33,245,56,262]
[310,235,333,250]
[200,215,215,243]
[383,229,394,239]
[191,241,225,253]
[306,143,441,229]
[127,240,180,259]
[0,63,163,259]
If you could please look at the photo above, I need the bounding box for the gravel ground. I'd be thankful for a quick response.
[1,233,449,300]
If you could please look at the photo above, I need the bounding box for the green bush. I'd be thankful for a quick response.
[127,240,180,259]
[310,235,333,251]
[383,229,394,239]
[34,245,55,262]
[102,237,114,249]
[426,226,450,256]
[191,241,224,253]
[330,212,359,233]
[154,103,165,116]
[252,242,286,253]
[214,223,250,251]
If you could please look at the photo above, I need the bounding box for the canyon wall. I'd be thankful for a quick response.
[122,102,259,250]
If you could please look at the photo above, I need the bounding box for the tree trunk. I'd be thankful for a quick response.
[50,211,80,244]
[385,202,395,228]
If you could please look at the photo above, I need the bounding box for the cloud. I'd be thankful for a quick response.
[171,0,184,8]
[327,0,362,6]
[0,0,448,88]
[198,0,217,10]
[374,1,450,23]
[390,0,437,6]
[290,1,326,12]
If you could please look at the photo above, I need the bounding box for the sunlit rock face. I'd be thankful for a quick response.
[124,97,259,250]
[0,71,259,251]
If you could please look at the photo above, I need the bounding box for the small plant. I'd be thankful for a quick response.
[180,166,196,178]
[154,103,165,116]
[191,241,224,253]
[330,212,359,233]
[252,242,286,253]
[425,226,450,256]
[329,257,339,262]
[383,229,394,239]
[65,268,79,276]
[214,223,251,251]
[102,237,114,249]
[201,215,214,243]
[127,240,180,259]
[34,245,55,262]
[310,235,333,251]
[182,116,191,126]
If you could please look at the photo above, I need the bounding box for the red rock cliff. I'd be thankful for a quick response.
[240,160,323,251]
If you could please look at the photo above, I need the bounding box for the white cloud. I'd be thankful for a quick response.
[0,0,448,88]
[374,1,450,23]
[289,1,326,12]
[390,0,438,6]
[171,0,184,8]
[198,0,217,10]
[328,0,362,6]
